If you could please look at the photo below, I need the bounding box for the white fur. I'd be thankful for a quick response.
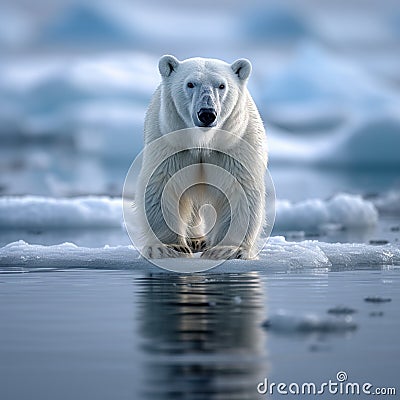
[135,55,268,260]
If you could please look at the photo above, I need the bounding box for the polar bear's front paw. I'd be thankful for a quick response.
[166,244,193,256]
[201,245,251,260]
[142,244,192,259]
[187,238,208,253]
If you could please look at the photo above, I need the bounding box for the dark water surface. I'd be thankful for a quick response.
[0,268,399,399]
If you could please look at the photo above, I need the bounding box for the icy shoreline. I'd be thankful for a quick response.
[1,236,399,272]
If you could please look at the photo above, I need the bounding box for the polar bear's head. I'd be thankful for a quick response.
[158,55,252,129]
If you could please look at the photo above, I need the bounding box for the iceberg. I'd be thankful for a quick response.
[0,54,158,142]
[261,45,400,166]
[261,44,397,116]
[331,114,400,166]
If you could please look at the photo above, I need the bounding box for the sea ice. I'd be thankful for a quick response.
[0,236,399,272]
[0,193,379,232]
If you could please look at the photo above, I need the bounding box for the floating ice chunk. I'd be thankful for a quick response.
[364,296,391,303]
[317,241,399,270]
[275,193,378,231]
[327,306,357,315]
[0,240,141,269]
[0,196,122,229]
[262,310,358,334]
[259,236,331,269]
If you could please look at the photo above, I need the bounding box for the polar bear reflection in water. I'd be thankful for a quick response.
[135,55,268,260]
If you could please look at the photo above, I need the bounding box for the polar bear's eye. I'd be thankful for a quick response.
[219,84,225,90]
[187,82,194,88]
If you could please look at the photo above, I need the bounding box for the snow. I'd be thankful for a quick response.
[0,193,379,231]
[0,237,398,272]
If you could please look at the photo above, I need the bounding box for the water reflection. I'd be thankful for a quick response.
[135,272,269,399]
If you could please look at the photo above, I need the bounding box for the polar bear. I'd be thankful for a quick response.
[135,55,268,260]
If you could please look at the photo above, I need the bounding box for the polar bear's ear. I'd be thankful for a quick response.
[231,59,252,81]
[159,55,180,77]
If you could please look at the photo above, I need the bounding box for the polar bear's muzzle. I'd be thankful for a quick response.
[197,108,217,127]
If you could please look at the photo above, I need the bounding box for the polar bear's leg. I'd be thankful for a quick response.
[200,195,242,259]
[185,201,208,252]
[201,182,265,260]
[139,177,193,258]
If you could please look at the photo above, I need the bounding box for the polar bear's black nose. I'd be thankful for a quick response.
[198,108,217,126]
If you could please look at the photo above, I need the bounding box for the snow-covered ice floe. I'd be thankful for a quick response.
[0,193,380,231]
[0,236,399,273]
